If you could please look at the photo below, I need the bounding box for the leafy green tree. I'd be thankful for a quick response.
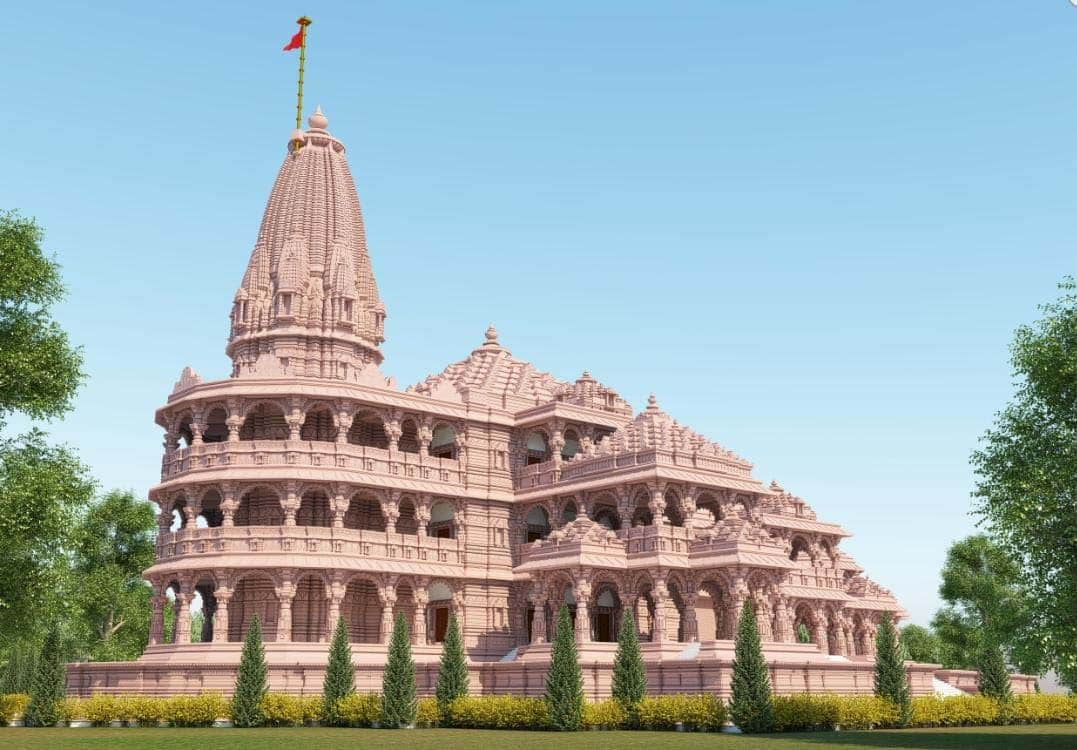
[231,615,267,727]
[435,614,468,722]
[729,599,773,733]
[322,617,354,726]
[977,638,1013,701]
[611,608,645,722]
[796,622,811,644]
[68,490,155,661]
[381,612,416,728]
[900,624,942,664]
[0,210,84,423]
[544,604,583,731]
[1,642,37,694]
[189,611,204,643]
[0,431,95,641]
[874,612,910,726]
[24,627,65,727]
[930,535,1036,674]
[972,278,1077,687]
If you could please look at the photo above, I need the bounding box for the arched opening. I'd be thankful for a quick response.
[229,573,279,642]
[194,579,216,642]
[292,575,328,642]
[631,506,653,527]
[790,537,813,564]
[699,580,734,639]
[663,489,684,527]
[164,580,183,643]
[301,406,337,442]
[667,580,688,642]
[525,432,549,465]
[398,419,420,453]
[198,490,223,528]
[826,610,842,655]
[347,410,389,449]
[819,539,834,563]
[696,494,721,526]
[428,501,455,539]
[239,403,288,441]
[794,604,820,647]
[297,490,332,527]
[429,424,456,459]
[525,506,550,542]
[396,496,419,535]
[203,408,228,443]
[177,416,194,448]
[342,578,381,643]
[591,585,622,642]
[344,495,386,532]
[852,614,869,656]
[593,504,621,531]
[236,487,283,526]
[427,582,453,643]
[561,429,580,461]
[632,584,657,642]
[169,497,187,531]
[561,501,578,524]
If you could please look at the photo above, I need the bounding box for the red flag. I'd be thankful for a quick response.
[283,26,304,51]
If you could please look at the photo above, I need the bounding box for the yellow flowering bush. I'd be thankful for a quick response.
[122,695,164,724]
[416,697,440,727]
[582,699,627,729]
[334,693,381,727]
[82,694,123,725]
[260,693,305,726]
[57,697,84,723]
[636,694,727,731]
[909,695,999,727]
[301,695,323,724]
[0,694,30,724]
[1012,693,1077,724]
[835,695,897,729]
[165,693,228,727]
[448,696,550,730]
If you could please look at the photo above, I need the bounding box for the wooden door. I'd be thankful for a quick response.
[434,606,450,642]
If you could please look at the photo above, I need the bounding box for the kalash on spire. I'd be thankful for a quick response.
[227,106,387,381]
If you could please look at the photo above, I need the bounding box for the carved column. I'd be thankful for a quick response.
[681,589,700,642]
[327,576,345,637]
[730,575,749,635]
[413,588,429,645]
[221,484,237,527]
[174,589,192,645]
[755,595,774,641]
[213,588,232,643]
[416,495,432,538]
[277,575,296,642]
[286,406,303,441]
[380,585,397,642]
[774,598,794,642]
[283,483,299,527]
[149,587,166,645]
[336,409,353,445]
[574,578,592,644]
[226,403,242,441]
[382,492,401,535]
[652,580,670,643]
[418,419,433,455]
[813,616,828,653]
[384,411,402,452]
[189,421,204,446]
[649,486,667,527]
[529,585,547,645]
[157,510,172,539]
[164,431,180,453]
[331,486,347,528]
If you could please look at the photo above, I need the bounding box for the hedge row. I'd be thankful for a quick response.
[5,692,1075,731]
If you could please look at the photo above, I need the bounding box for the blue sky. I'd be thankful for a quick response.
[3,1,1074,626]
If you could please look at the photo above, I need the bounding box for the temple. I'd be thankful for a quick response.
[67,109,1034,698]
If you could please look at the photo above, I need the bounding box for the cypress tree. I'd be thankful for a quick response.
[380,612,417,728]
[232,614,268,728]
[873,611,910,726]
[24,628,65,728]
[729,599,774,733]
[544,604,584,731]
[977,638,1013,701]
[435,614,469,722]
[611,608,646,724]
[322,616,355,726]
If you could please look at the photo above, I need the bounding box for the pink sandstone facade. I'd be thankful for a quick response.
[67,109,1034,699]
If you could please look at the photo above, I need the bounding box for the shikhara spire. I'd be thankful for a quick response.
[227,109,386,380]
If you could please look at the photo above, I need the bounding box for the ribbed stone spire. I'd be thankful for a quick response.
[227,108,386,380]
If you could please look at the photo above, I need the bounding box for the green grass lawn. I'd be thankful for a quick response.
[0,726,1075,750]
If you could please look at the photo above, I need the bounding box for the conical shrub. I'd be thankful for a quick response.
[25,628,65,727]
[322,616,355,726]
[977,637,1013,701]
[729,599,774,733]
[873,611,910,726]
[435,614,469,723]
[232,614,268,727]
[544,604,583,731]
[611,608,646,724]
[381,612,417,728]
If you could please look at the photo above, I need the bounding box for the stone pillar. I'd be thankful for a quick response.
[221,485,237,528]
[730,577,749,635]
[416,496,431,538]
[286,408,303,441]
[283,484,298,527]
[277,577,295,643]
[336,411,353,445]
[149,589,166,645]
[380,587,397,641]
[174,590,191,644]
[213,588,232,643]
[157,510,172,538]
[574,580,591,644]
[382,492,400,535]
[189,421,204,446]
[649,487,666,527]
[413,589,429,646]
[653,580,677,643]
[755,597,773,641]
[681,590,700,642]
[226,415,242,442]
[384,413,402,452]
[331,488,347,528]
[327,579,345,638]
[774,598,794,642]
[418,420,433,455]
[164,431,180,453]
[529,586,547,645]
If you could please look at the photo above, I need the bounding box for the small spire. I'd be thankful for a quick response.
[484,324,499,344]
[646,393,659,410]
[309,106,328,130]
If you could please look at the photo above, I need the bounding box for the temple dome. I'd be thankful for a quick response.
[227,109,386,380]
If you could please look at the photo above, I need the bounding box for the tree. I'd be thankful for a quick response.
[611,608,645,722]
[435,614,468,722]
[728,599,773,733]
[231,615,267,728]
[380,612,416,728]
[873,612,910,725]
[1,642,37,694]
[796,623,811,644]
[322,617,354,726]
[68,490,156,661]
[900,624,942,664]
[0,431,95,641]
[977,638,1013,701]
[929,535,1037,674]
[544,604,583,731]
[972,278,1077,687]
[0,210,84,423]
[24,627,65,727]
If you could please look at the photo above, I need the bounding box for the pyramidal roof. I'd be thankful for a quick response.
[227,108,386,380]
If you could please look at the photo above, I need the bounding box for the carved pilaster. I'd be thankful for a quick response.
[413,588,429,645]
[221,483,237,527]
[336,409,353,444]
[574,578,591,644]
[149,588,166,645]
[213,588,232,644]
[174,589,192,644]
[277,575,296,642]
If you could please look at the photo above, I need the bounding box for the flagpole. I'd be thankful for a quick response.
[294,16,313,152]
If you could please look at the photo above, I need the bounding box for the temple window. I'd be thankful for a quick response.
[347,410,389,449]
[592,587,622,642]
[396,496,418,535]
[561,501,578,524]
[593,505,620,531]
[239,402,289,440]
[561,429,580,461]
[177,416,194,448]
[203,408,228,443]
[301,406,338,442]
[398,419,420,453]
[790,537,812,563]
[429,424,456,459]
[525,506,550,542]
[297,490,332,527]
[198,490,224,528]
[525,431,549,465]
[427,582,453,643]
[344,495,387,532]
[236,486,284,526]
[428,501,456,539]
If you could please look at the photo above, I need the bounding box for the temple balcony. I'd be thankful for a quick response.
[160,440,465,490]
[150,524,465,579]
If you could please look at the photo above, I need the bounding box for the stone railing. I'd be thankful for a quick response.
[618,524,694,556]
[514,448,754,490]
[786,569,847,591]
[162,440,464,487]
[156,525,464,567]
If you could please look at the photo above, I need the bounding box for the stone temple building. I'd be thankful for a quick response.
[68,109,1033,697]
